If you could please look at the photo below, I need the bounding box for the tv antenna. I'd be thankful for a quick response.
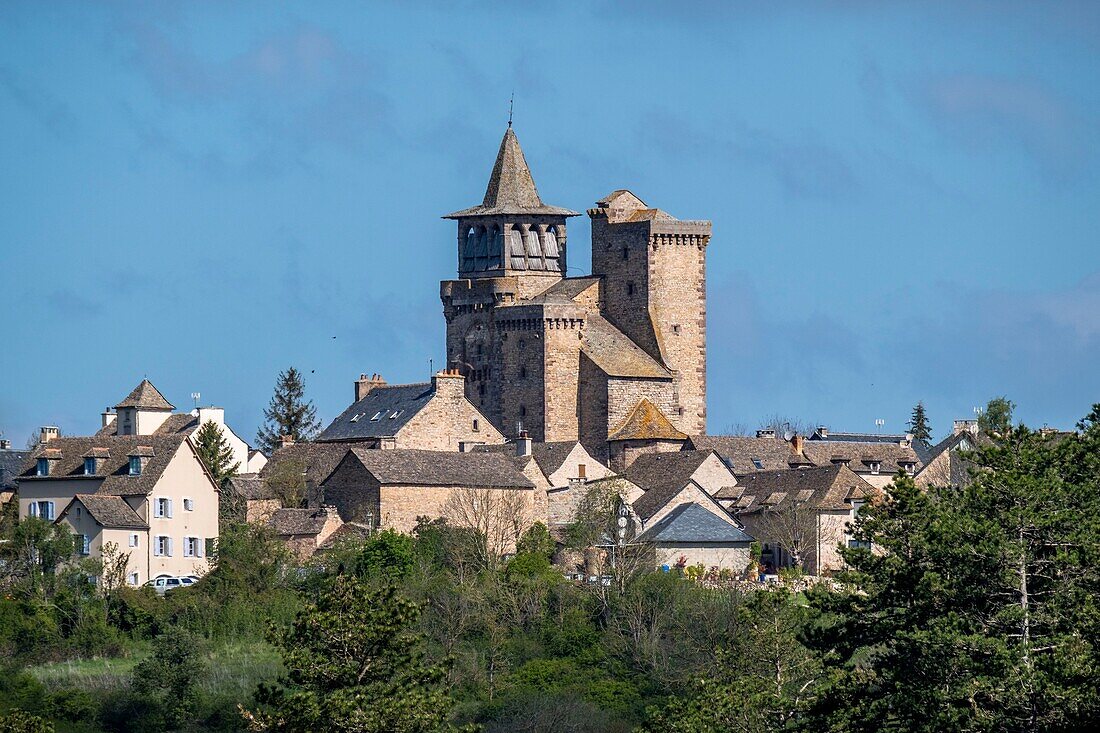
[508,91,514,128]
[874,418,885,433]
[191,392,201,409]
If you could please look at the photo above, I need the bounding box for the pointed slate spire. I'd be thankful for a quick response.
[114,379,175,411]
[444,127,579,218]
[482,127,543,210]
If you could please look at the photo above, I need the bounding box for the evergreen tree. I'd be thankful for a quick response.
[256,367,320,454]
[242,576,462,732]
[907,401,932,447]
[194,420,240,488]
[978,395,1015,436]
[802,415,1100,732]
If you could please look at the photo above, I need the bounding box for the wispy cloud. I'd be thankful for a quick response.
[914,73,1096,178]
[638,109,859,200]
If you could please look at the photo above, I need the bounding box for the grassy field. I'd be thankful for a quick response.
[29,640,283,702]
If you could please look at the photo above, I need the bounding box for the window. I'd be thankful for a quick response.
[627,282,635,296]
[84,457,96,475]
[869,461,881,475]
[848,539,872,550]
[30,501,55,520]
[184,537,203,558]
[519,366,527,379]
[577,463,586,479]
[154,536,172,557]
[183,498,194,512]
[370,411,383,421]
[751,458,765,470]
[472,419,480,432]
[672,324,681,334]
[622,247,629,261]
[520,405,527,417]
[75,534,90,556]
[129,533,139,548]
[154,497,172,518]
[129,456,142,476]
[389,410,403,419]
[36,458,49,476]
[127,572,139,586]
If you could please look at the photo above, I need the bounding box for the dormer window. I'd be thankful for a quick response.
[84,457,97,475]
[36,458,49,476]
[868,461,881,475]
[751,458,764,470]
[129,456,142,476]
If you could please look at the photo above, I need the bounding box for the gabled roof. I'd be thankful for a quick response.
[270,508,329,537]
[734,464,876,513]
[636,502,752,545]
[525,277,601,305]
[444,127,579,219]
[18,435,191,497]
[582,315,672,380]
[625,451,726,521]
[227,473,277,501]
[689,435,794,473]
[801,441,920,475]
[608,399,687,442]
[316,383,435,442]
[62,494,147,529]
[473,440,583,479]
[342,448,534,489]
[260,442,349,487]
[114,379,174,411]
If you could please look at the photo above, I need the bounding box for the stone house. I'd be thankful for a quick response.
[730,464,877,576]
[636,502,754,574]
[258,441,349,510]
[269,505,343,561]
[96,378,267,473]
[15,433,219,586]
[440,127,712,461]
[317,370,504,451]
[319,447,537,551]
[914,420,988,489]
[226,473,280,523]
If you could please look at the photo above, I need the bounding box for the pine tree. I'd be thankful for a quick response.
[908,401,932,447]
[242,576,462,732]
[194,420,240,488]
[256,367,320,454]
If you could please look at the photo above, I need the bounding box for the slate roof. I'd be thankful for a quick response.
[734,464,875,513]
[608,399,688,442]
[228,473,277,501]
[688,435,793,473]
[317,383,434,442]
[344,447,534,488]
[801,441,920,475]
[114,379,174,411]
[63,494,147,529]
[473,440,579,479]
[1,448,30,491]
[18,435,191,497]
[317,521,371,550]
[526,277,600,305]
[809,431,911,445]
[581,315,671,379]
[636,503,753,545]
[270,508,328,537]
[625,450,722,521]
[260,442,349,487]
[444,127,579,219]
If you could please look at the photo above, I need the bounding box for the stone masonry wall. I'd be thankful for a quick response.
[396,372,505,450]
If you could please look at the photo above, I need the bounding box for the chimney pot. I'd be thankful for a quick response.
[790,434,805,455]
[355,373,387,402]
[0,439,10,450]
[39,426,60,445]
[280,435,296,449]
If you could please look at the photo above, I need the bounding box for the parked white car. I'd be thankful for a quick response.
[146,575,197,595]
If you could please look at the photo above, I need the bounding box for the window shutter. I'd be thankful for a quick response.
[29,503,38,518]
[47,502,55,520]
[196,537,203,558]
[167,537,173,557]
[153,538,161,557]
[205,538,216,558]
[167,499,173,519]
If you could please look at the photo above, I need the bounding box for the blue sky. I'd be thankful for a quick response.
[2,1,1098,447]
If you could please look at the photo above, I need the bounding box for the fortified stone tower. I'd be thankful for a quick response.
[589,190,712,436]
[440,126,580,437]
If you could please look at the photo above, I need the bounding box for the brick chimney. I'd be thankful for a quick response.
[516,431,532,457]
[355,373,387,402]
[0,439,10,450]
[101,408,116,430]
[431,369,466,401]
[790,434,804,455]
[39,426,60,445]
[280,435,296,449]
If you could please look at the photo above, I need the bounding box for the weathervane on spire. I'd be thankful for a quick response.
[508,91,514,128]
